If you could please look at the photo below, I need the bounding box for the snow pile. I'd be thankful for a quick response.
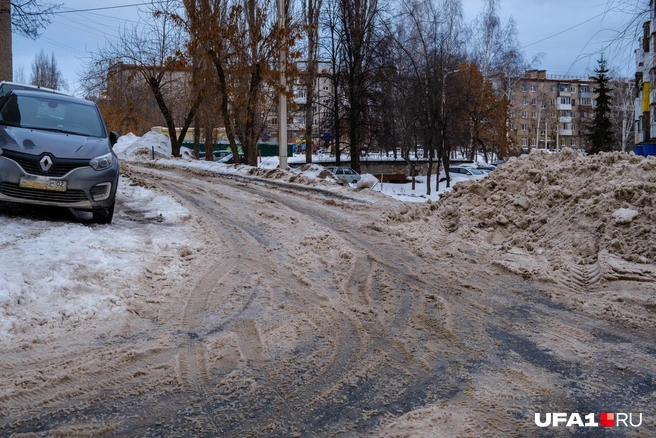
[245,163,348,187]
[409,148,656,264]
[113,133,365,189]
[114,131,172,161]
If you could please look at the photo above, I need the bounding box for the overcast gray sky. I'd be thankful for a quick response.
[11,0,642,95]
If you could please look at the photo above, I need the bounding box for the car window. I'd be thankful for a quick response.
[470,169,484,175]
[2,95,104,137]
[336,168,343,174]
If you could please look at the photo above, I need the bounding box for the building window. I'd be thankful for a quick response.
[551,98,556,105]
[561,138,566,146]
[580,97,591,105]
[532,111,537,118]
[522,97,528,105]
[522,110,528,118]
[531,98,537,105]
[510,110,516,118]
[521,137,528,146]
[571,138,577,146]
[551,85,556,92]
[511,97,515,105]
[521,84,527,92]
[570,86,576,93]
[530,138,536,146]
[521,123,527,131]
[531,85,537,92]
[560,97,571,105]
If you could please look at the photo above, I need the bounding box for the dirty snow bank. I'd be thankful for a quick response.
[115,132,360,189]
[385,149,656,265]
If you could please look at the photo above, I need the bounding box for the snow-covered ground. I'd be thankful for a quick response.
[3,131,654,343]
[115,131,476,203]
[2,131,450,342]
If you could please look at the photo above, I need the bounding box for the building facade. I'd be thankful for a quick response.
[506,69,595,153]
[635,3,655,150]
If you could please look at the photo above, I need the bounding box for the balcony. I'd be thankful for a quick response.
[559,129,573,136]
[559,116,572,123]
[557,103,572,111]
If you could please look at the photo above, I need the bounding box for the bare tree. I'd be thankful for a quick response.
[30,49,67,90]
[610,75,635,152]
[468,0,525,161]
[338,0,385,174]
[9,0,60,38]
[302,0,323,163]
[13,63,26,83]
[320,0,345,164]
[86,0,202,157]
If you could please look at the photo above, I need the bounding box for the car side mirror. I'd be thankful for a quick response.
[109,131,119,147]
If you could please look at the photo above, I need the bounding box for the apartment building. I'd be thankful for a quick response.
[635,2,656,152]
[263,62,335,149]
[506,69,595,152]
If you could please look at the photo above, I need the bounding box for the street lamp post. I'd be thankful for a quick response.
[278,0,288,169]
[440,68,459,190]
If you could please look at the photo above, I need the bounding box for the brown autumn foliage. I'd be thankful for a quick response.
[456,62,510,162]
[182,0,302,166]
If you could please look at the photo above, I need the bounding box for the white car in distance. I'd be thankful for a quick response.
[438,166,487,182]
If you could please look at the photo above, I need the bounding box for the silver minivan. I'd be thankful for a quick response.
[325,166,361,183]
[0,90,119,223]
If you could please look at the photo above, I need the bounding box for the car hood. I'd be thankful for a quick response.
[0,126,111,159]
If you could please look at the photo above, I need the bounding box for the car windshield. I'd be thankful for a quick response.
[469,168,485,175]
[0,94,104,137]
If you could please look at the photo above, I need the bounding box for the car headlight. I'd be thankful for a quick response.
[90,152,114,171]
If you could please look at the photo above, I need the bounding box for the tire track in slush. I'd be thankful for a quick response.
[128,167,496,434]
[149,170,407,433]
[162,170,459,415]
[119,164,656,437]
[159,180,323,434]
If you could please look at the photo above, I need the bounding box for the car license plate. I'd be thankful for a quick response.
[19,176,67,192]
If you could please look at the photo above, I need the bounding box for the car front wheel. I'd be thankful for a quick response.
[92,201,115,224]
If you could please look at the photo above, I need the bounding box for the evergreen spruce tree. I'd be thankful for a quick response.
[586,57,615,154]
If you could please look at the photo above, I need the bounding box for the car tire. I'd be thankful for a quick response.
[93,201,115,224]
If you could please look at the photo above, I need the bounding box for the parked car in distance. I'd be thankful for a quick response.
[0,90,119,223]
[216,153,245,164]
[198,149,231,160]
[438,166,487,182]
[325,166,361,183]
[490,160,506,167]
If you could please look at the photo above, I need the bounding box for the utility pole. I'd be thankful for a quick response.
[0,0,12,81]
[278,0,288,169]
[439,68,459,191]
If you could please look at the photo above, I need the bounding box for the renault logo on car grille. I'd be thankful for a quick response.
[40,155,54,172]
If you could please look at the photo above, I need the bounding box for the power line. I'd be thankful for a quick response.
[45,1,169,15]
[522,11,608,49]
